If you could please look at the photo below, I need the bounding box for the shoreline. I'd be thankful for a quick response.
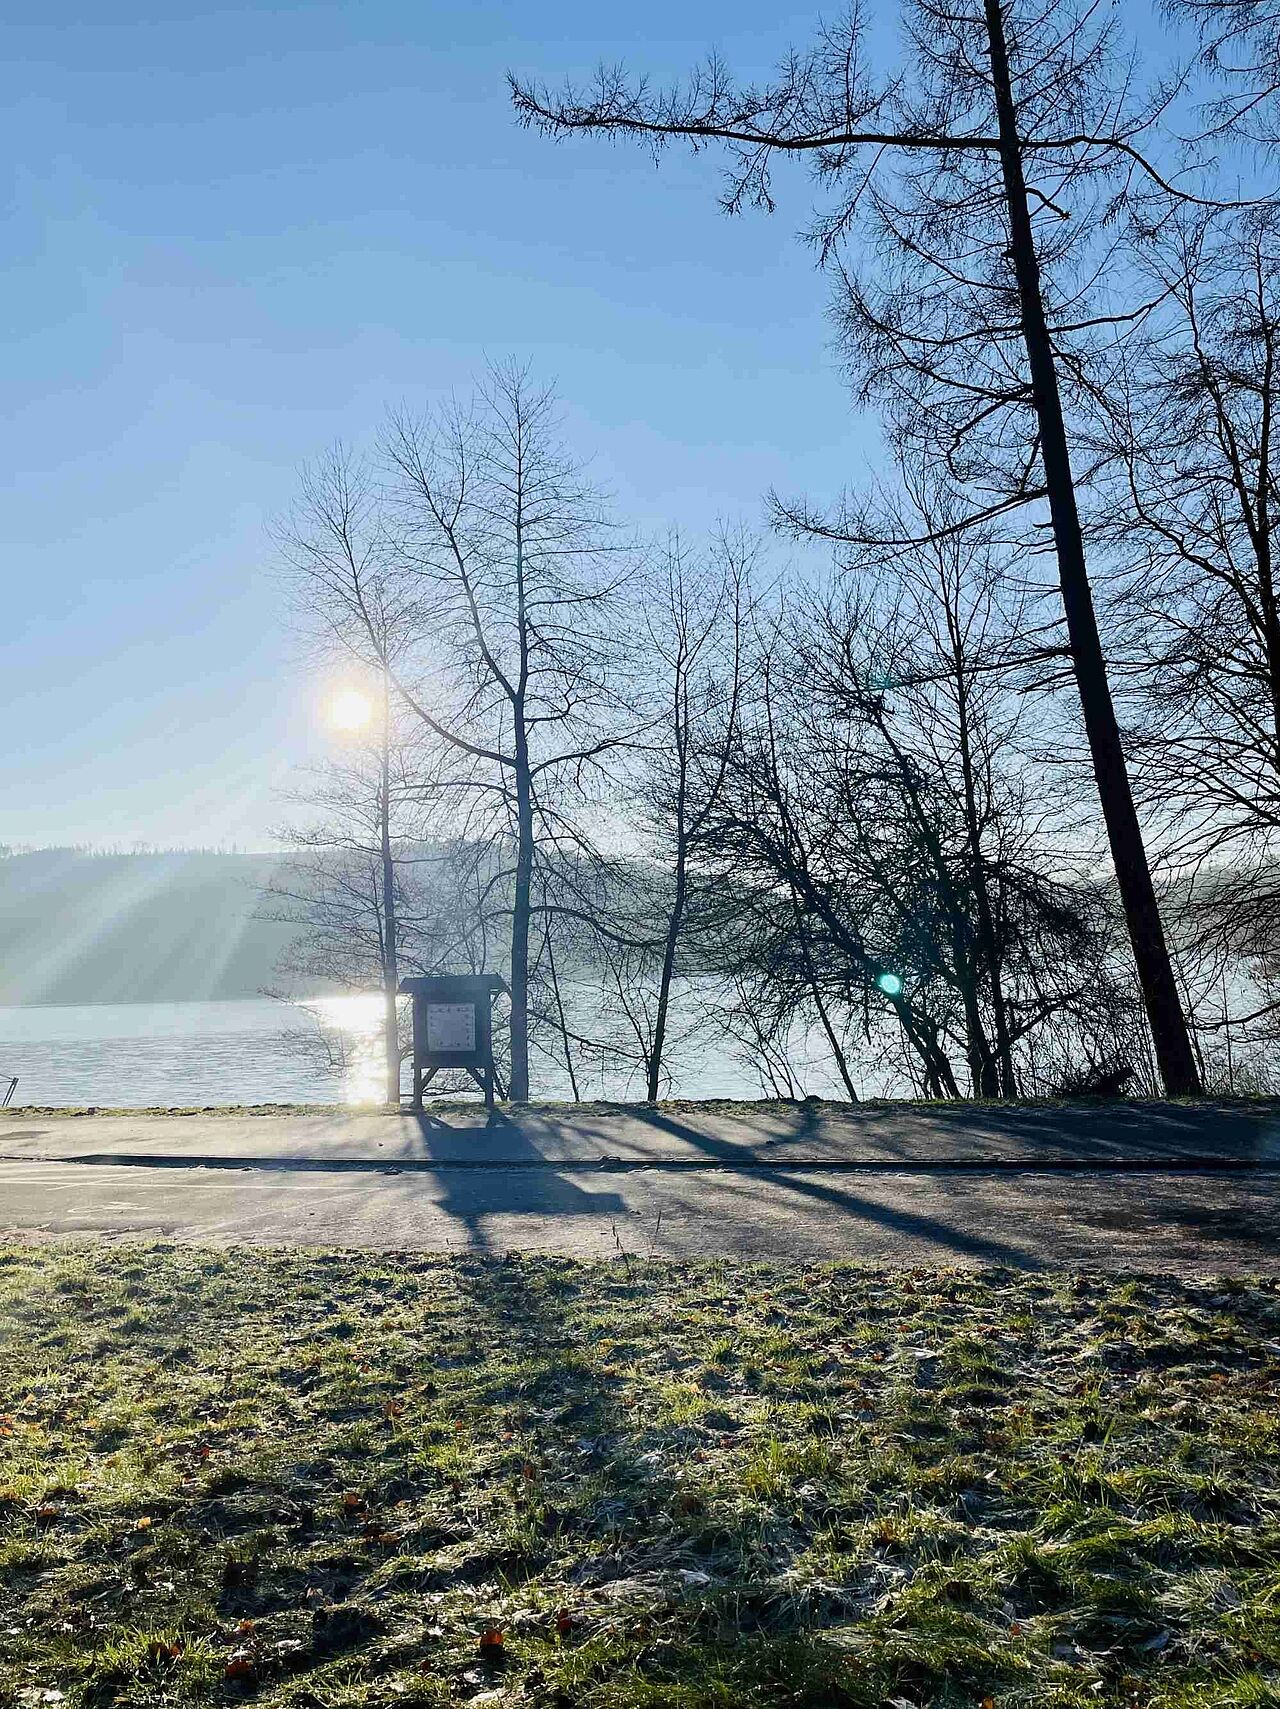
[4,1091,1280,1124]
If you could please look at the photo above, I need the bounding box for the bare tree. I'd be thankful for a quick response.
[686,539,1137,1101]
[379,362,637,1101]
[1094,209,1280,1050]
[265,790,498,1104]
[275,449,418,1103]
[265,777,406,1104]
[701,639,968,1098]
[627,531,755,1099]
[1104,212,1280,866]
[835,478,1033,1096]
[511,0,1213,1093]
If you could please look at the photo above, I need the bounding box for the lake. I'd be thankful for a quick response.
[0,995,777,1108]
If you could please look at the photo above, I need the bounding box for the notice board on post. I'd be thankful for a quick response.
[399,973,507,1108]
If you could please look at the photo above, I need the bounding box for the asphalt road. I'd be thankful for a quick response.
[1,1100,1277,1269]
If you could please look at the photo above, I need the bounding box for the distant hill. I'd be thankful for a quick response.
[0,848,310,1005]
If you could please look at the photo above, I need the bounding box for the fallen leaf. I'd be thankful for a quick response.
[134,1515,153,1531]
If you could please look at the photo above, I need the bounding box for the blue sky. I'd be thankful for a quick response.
[4,0,881,850]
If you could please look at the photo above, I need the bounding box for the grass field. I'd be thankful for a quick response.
[0,1245,1278,1708]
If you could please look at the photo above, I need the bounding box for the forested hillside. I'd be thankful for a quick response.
[0,848,306,1005]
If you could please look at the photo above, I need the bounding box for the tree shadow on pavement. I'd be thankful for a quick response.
[631,1157,1037,1267]
[407,1110,630,1253]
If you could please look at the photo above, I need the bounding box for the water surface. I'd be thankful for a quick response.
[0,995,777,1108]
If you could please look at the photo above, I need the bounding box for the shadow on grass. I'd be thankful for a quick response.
[444,1257,966,1708]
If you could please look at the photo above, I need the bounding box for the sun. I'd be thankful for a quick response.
[327,688,374,733]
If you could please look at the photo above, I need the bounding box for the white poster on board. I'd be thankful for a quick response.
[425,1002,476,1054]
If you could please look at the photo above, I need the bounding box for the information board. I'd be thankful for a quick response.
[425,1001,477,1054]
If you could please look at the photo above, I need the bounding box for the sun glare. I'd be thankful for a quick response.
[327,688,374,733]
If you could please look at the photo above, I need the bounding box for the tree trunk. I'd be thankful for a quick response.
[954,930,999,1098]
[951,649,1017,1096]
[649,704,689,1100]
[790,883,859,1101]
[968,867,1016,1098]
[781,842,957,1097]
[1251,330,1280,770]
[378,671,401,1107]
[509,484,533,1104]
[894,993,962,1099]
[510,739,533,1101]
[983,0,1201,1096]
[648,858,685,1100]
[650,662,696,1101]
[545,928,580,1100]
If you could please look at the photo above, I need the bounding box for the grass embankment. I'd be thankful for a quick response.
[0,1249,1277,1708]
[4,1095,1277,1117]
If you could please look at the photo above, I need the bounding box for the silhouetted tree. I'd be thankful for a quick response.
[626,531,755,1099]
[512,0,1207,1093]
[275,449,418,1103]
[1096,209,1280,1052]
[687,525,1137,1099]
[380,362,638,1101]
[1104,212,1280,868]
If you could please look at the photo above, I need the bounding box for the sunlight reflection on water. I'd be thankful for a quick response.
[298,993,386,1105]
